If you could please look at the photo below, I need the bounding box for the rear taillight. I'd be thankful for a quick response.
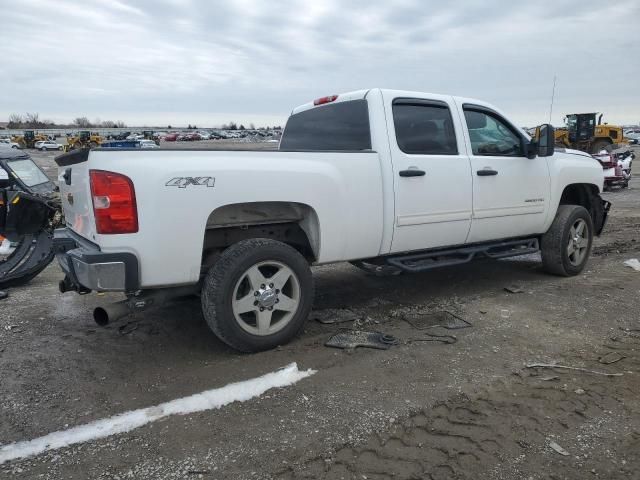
[313,95,338,106]
[89,170,138,234]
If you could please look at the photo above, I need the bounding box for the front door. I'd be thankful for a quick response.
[384,93,473,253]
[457,103,551,243]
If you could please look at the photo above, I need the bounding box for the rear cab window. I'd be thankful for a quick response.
[279,99,371,151]
[392,99,458,155]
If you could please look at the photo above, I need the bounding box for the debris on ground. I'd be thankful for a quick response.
[0,291,7,301]
[504,285,524,294]
[623,258,640,271]
[405,333,458,345]
[325,331,398,350]
[525,363,623,377]
[314,308,359,324]
[598,352,625,365]
[548,441,570,456]
[403,310,472,330]
[118,321,139,335]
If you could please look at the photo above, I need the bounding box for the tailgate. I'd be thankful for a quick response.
[55,150,96,240]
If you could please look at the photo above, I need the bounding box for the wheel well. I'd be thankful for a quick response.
[201,202,320,270]
[559,183,601,225]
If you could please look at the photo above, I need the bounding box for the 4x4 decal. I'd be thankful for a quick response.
[166,177,215,188]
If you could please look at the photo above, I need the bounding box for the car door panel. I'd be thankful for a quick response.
[384,92,473,253]
[457,102,551,243]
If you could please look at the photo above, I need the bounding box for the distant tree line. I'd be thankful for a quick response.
[5,113,126,129]
[4,113,281,130]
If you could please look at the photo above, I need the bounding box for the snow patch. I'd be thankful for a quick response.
[623,258,640,271]
[0,362,315,464]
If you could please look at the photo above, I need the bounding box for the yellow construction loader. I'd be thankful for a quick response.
[64,131,103,152]
[11,130,48,149]
[555,113,627,153]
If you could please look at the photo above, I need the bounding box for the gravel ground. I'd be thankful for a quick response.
[1,146,639,479]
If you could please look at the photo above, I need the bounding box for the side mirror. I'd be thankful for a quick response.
[536,124,555,157]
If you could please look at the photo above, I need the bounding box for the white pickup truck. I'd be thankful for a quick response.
[53,89,610,352]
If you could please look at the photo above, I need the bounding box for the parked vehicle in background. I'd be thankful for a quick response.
[35,140,63,151]
[1,149,61,288]
[594,148,634,189]
[624,131,640,144]
[163,133,179,142]
[178,132,201,141]
[107,131,131,141]
[0,139,21,149]
[139,139,160,149]
[54,88,610,353]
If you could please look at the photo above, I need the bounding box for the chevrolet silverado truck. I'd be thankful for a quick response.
[53,89,610,352]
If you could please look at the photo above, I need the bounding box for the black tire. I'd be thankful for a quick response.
[201,238,314,352]
[541,205,593,276]
[591,139,611,153]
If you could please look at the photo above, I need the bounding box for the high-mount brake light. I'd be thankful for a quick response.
[313,95,338,106]
[89,170,138,234]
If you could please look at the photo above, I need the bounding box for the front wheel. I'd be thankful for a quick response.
[201,238,314,352]
[541,205,593,276]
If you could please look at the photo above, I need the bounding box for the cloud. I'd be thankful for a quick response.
[0,0,638,127]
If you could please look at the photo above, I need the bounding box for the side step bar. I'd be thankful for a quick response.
[386,238,540,273]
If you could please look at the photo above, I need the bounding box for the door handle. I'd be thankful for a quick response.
[399,169,426,177]
[477,169,498,176]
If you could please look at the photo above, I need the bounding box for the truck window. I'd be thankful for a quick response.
[463,109,524,157]
[392,101,458,155]
[279,100,371,151]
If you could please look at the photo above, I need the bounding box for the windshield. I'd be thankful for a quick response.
[566,115,577,132]
[7,158,50,187]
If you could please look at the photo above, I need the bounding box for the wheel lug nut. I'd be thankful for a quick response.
[275,289,280,294]
[254,301,259,306]
[275,299,279,303]
[254,291,259,296]
[268,306,273,310]
[260,307,265,312]
[269,283,274,288]
[261,284,265,289]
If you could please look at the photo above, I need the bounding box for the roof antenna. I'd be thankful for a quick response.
[549,75,557,124]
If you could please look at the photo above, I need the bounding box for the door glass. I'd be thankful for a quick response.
[392,102,458,155]
[464,110,523,156]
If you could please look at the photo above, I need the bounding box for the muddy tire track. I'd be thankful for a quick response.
[277,333,640,480]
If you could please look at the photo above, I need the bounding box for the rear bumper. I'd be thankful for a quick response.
[53,228,139,292]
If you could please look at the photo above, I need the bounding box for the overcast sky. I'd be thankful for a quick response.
[1,0,639,128]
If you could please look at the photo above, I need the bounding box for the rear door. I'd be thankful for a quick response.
[383,92,473,253]
[457,103,550,242]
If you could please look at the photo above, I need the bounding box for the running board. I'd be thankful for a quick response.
[386,238,539,273]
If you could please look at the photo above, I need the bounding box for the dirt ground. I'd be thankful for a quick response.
[1,146,639,480]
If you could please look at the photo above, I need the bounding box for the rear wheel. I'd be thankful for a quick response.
[591,139,611,153]
[541,205,593,276]
[201,238,314,352]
